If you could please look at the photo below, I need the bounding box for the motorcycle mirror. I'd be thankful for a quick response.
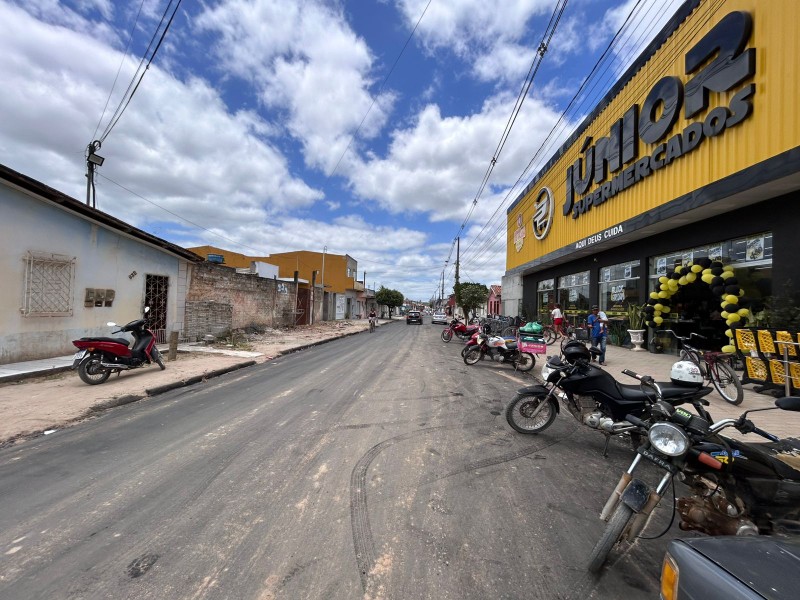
[107,322,117,327]
[775,396,800,411]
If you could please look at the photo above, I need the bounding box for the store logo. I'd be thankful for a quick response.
[532,187,554,240]
[564,11,756,220]
[514,213,526,251]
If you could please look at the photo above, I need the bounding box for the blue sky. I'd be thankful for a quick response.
[0,0,683,301]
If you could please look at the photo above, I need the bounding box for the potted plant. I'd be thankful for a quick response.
[625,302,647,352]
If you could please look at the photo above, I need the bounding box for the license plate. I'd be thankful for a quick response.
[72,350,87,367]
[638,447,678,474]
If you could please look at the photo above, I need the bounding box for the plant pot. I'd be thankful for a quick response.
[628,329,647,352]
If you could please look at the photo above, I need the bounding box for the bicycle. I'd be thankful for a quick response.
[658,329,744,405]
[368,316,377,333]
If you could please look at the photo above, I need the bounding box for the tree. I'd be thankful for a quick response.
[457,282,490,320]
[375,286,404,317]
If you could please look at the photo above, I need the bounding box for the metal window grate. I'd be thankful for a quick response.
[22,253,75,316]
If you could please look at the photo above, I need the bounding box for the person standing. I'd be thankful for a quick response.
[588,305,608,365]
[551,303,564,335]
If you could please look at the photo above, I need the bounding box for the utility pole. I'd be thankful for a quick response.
[85,140,105,208]
[454,236,460,318]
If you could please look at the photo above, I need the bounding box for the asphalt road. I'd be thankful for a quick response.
[0,319,677,599]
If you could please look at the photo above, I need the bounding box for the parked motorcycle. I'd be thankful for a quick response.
[71,307,165,385]
[463,333,536,372]
[441,319,481,343]
[460,324,493,358]
[587,376,800,573]
[505,341,714,455]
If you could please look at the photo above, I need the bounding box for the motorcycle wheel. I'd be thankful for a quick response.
[505,394,557,434]
[587,503,634,573]
[711,361,743,405]
[78,354,111,385]
[514,352,536,372]
[151,347,166,370]
[441,329,453,343]
[461,345,472,358]
[463,347,483,365]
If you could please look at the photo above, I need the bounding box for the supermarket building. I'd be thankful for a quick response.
[504,0,800,350]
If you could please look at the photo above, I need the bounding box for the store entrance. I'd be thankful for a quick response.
[662,281,727,353]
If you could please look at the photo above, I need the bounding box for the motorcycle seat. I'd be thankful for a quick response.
[79,336,131,346]
[615,382,712,403]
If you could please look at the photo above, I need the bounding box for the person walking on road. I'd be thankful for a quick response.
[551,303,564,336]
[588,305,608,365]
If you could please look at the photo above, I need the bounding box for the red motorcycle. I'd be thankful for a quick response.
[71,307,165,385]
[441,319,481,343]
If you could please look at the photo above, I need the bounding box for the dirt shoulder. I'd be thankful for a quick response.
[0,319,382,447]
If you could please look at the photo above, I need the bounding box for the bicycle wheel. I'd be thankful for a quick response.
[501,326,518,337]
[711,360,744,405]
[542,326,557,345]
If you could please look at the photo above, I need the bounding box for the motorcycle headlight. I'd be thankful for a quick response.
[648,422,690,457]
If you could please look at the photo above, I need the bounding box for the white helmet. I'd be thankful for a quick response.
[670,360,703,387]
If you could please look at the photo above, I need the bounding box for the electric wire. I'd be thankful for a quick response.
[91,0,148,142]
[98,0,184,143]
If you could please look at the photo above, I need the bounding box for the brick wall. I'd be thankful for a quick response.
[184,263,298,340]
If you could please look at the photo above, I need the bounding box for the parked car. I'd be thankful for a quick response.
[406,310,423,325]
[431,311,448,324]
[660,536,800,600]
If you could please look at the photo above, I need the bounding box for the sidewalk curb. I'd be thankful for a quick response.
[144,360,257,396]
[275,319,397,356]
[0,365,72,384]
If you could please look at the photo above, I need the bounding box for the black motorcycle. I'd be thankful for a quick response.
[587,378,800,573]
[505,341,713,454]
[463,333,535,372]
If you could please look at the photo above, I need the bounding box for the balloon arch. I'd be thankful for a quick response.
[645,257,748,354]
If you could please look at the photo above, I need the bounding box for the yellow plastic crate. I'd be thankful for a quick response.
[776,331,797,356]
[757,330,775,354]
[745,357,768,382]
[769,359,786,385]
[735,329,757,352]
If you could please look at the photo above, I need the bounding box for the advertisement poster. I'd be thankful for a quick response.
[682,252,693,267]
[709,245,722,261]
[747,236,764,261]
[603,268,611,282]
[656,258,667,276]
[624,265,632,279]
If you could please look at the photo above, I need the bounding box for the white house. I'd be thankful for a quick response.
[0,164,201,364]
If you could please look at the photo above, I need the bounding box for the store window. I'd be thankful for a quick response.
[648,233,773,352]
[599,260,641,315]
[558,271,590,315]
[536,279,555,318]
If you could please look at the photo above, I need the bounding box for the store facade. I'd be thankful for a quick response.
[506,0,800,352]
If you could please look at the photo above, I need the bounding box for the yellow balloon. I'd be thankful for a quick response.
[660,283,669,291]
[722,301,729,309]
[674,265,682,273]
[740,289,745,296]
[725,295,738,305]
[721,271,734,279]
[678,277,688,285]
[691,264,703,273]
[721,311,729,319]
[701,274,714,284]
[659,276,669,284]
[654,304,664,312]
[654,310,661,317]
[728,313,741,322]
[668,279,679,289]
[650,292,660,299]
[721,345,736,354]
[654,316,663,325]
[723,265,735,272]
[658,291,669,298]
[726,319,733,326]
[725,329,733,338]
[661,306,671,313]
[737,308,750,317]
[703,268,712,275]
[686,272,697,282]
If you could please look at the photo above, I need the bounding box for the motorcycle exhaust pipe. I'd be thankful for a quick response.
[100,362,131,370]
